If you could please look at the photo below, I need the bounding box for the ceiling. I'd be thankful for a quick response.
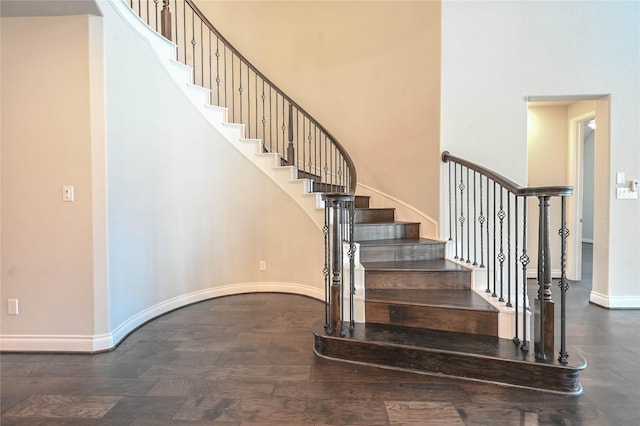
[0,0,101,17]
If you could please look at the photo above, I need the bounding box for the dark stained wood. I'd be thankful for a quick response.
[365,289,498,336]
[354,195,370,208]
[354,207,396,224]
[354,222,420,241]
[357,238,445,262]
[313,320,586,395]
[362,259,471,290]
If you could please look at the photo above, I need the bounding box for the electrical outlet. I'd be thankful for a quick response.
[259,261,267,271]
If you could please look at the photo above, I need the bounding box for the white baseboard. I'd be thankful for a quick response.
[0,282,323,353]
[590,291,640,309]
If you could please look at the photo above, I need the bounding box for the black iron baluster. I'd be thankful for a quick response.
[231,54,235,122]
[261,80,266,144]
[473,171,478,266]
[492,181,497,298]
[448,162,453,241]
[182,0,186,63]
[282,98,286,157]
[520,196,530,351]
[254,73,258,139]
[223,45,227,108]
[239,62,243,127]
[199,20,203,87]
[275,94,278,153]
[268,88,272,151]
[513,195,520,345]
[323,201,330,332]
[246,67,250,137]
[479,174,486,269]
[506,192,512,307]
[208,31,212,100]
[558,196,570,364]
[497,186,506,302]
[459,166,466,262]
[454,164,458,259]
[466,167,470,263]
[191,8,196,78]
[348,200,356,331]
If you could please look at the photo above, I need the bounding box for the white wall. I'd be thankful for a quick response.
[1,2,326,351]
[442,1,640,307]
[102,0,325,340]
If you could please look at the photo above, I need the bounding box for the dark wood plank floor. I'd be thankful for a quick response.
[1,244,639,425]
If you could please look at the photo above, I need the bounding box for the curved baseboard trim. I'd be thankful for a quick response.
[0,283,323,353]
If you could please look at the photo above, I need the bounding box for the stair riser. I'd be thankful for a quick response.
[355,223,419,241]
[365,270,471,290]
[355,196,370,208]
[359,243,444,262]
[354,208,395,224]
[313,334,582,394]
[365,301,498,336]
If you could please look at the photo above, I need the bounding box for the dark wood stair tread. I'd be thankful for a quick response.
[313,319,586,370]
[366,289,498,312]
[361,259,467,272]
[357,238,443,247]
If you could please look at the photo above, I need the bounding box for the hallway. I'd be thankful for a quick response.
[1,245,638,425]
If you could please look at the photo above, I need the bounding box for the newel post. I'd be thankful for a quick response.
[161,0,172,41]
[535,195,555,360]
[321,193,354,337]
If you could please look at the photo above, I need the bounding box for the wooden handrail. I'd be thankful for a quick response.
[184,0,357,193]
[442,151,572,197]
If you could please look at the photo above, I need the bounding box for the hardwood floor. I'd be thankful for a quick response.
[1,244,638,425]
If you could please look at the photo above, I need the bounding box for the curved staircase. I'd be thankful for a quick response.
[313,195,585,395]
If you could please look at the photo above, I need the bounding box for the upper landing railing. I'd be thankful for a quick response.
[442,151,573,364]
[127,0,356,193]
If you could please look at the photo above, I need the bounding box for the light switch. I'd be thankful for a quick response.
[616,172,625,184]
[63,185,74,202]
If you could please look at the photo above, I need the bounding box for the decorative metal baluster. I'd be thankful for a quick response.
[308,123,313,179]
[506,192,512,307]
[208,31,212,100]
[190,9,196,81]
[246,66,250,137]
[486,177,491,293]
[454,164,458,259]
[473,171,478,266]
[513,195,520,345]
[223,45,227,108]
[254,73,258,139]
[269,88,272,151]
[199,20,203,87]
[153,0,158,30]
[182,1,186,63]
[492,181,497,298]
[282,99,286,158]
[261,80,266,145]
[323,201,330,332]
[479,175,486,269]
[239,63,243,127]
[448,162,453,241]
[497,186,506,302]
[558,196,570,364]
[348,200,356,331]
[287,104,294,165]
[459,166,466,262]
[466,168,471,263]
[231,54,235,122]
[520,197,530,351]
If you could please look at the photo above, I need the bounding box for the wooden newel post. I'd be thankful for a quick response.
[287,104,295,166]
[321,193,355,337]
[535,195,555,360]
[161,0,172,41]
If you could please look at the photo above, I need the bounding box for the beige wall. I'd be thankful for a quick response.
[193,1,442,231]
[526,105,570,277]
[1,15,104,336]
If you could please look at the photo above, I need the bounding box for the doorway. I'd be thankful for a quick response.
[526,97,608,289]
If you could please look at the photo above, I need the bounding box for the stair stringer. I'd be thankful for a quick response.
[108,0,326,229]
[445,241,532,340]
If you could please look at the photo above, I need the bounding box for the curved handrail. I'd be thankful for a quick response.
[184,0,356,193]
[128,0,356,193]
[442,151,572,197]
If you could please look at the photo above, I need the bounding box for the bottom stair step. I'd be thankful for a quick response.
[312,320,586,394]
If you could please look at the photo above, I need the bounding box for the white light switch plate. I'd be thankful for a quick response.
[617,188,638,199]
